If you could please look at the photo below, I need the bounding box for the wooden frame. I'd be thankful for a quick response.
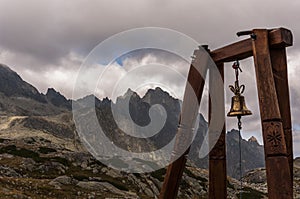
[159,27,293,199]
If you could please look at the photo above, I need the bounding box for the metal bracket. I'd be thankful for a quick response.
[236,30,256,40]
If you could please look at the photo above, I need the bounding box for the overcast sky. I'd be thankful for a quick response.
[0,0,300,155]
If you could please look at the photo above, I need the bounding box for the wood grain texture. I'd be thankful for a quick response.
[252,29,281,121]
[270,47,293,189]
[211,38,252,63]
[268,28,293,48]
[159,49,209,199]
[208,63,227,199]
[211,28,293,63]
[252,29,292,199]
[209,62,226,159]
[265,156,293,199]
[262,121,287,155]
[209,159,227,199]
[159,149,189,199]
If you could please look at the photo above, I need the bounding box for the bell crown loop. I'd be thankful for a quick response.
[229,81,245,96]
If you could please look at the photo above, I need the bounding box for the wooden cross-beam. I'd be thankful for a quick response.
[210,28,293,63]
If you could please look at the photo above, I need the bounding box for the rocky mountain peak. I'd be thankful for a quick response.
[0,64,73,115]
[101,97,111,104]
[226,129,265,179]
[143,87,170,98]
[73,94,102,109]
[117,89,140,100]
[0,63,46,103]
[227,129,241,141]
[248,136,259,144]
[46,88,60,96]
[124,88,134,95]
[45,88,71,110]
[142,87,177,106]
[46,88,66,101]
[0,63,266,182]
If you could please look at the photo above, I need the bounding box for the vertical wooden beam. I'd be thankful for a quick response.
[270,48,293,188]
[208,63,227,199]
[159,49,209,199]
[252,29,293,199]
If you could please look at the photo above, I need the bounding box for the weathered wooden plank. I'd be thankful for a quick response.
[211,38,253,63]
[262,121,287,156]
[211,28,293,63]
[252,29,292,199]
[265,156,293,198]
[252,29,281,121]
[269,28,293,48]
[209,63,227,199]
[209,159,227,198]
[159,49,209,199]
[270,47,293,189]
[159,149,188,199]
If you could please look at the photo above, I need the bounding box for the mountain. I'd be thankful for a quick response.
[0,64,270,198]
[0,64,265,177]
[189,127,265,179]
[0,64,70,116]
[226,129,265,179]
[45,88,72,110]
[0,64,45,102]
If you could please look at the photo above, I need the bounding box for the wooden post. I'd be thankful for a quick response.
[208,63,227,199]
[270,47,293,189]
[252,29,293,199]
[159,48,209,199]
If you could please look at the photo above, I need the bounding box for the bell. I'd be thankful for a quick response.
[227,95,252,117]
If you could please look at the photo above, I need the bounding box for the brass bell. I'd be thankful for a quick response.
[227,60,252,118]
[227,95,252,117]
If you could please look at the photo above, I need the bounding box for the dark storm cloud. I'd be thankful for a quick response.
[1,0,300,155]
[1,0,300,71]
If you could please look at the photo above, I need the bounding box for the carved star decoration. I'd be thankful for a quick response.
[267,130,282,147]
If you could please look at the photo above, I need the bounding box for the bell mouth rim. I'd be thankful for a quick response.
[227,112,252,117]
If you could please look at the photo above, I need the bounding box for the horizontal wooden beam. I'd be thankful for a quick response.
[210,28,293,63]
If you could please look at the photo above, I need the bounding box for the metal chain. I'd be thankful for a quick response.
[233,60,244,198]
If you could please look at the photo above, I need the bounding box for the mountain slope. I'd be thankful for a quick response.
[73,87,265,177]
[0,64,45,102]
[46,88,71,110]
[226,130,265,179]
[0,64,70,116]
[0,63,290,198]
[0,63,265,178]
